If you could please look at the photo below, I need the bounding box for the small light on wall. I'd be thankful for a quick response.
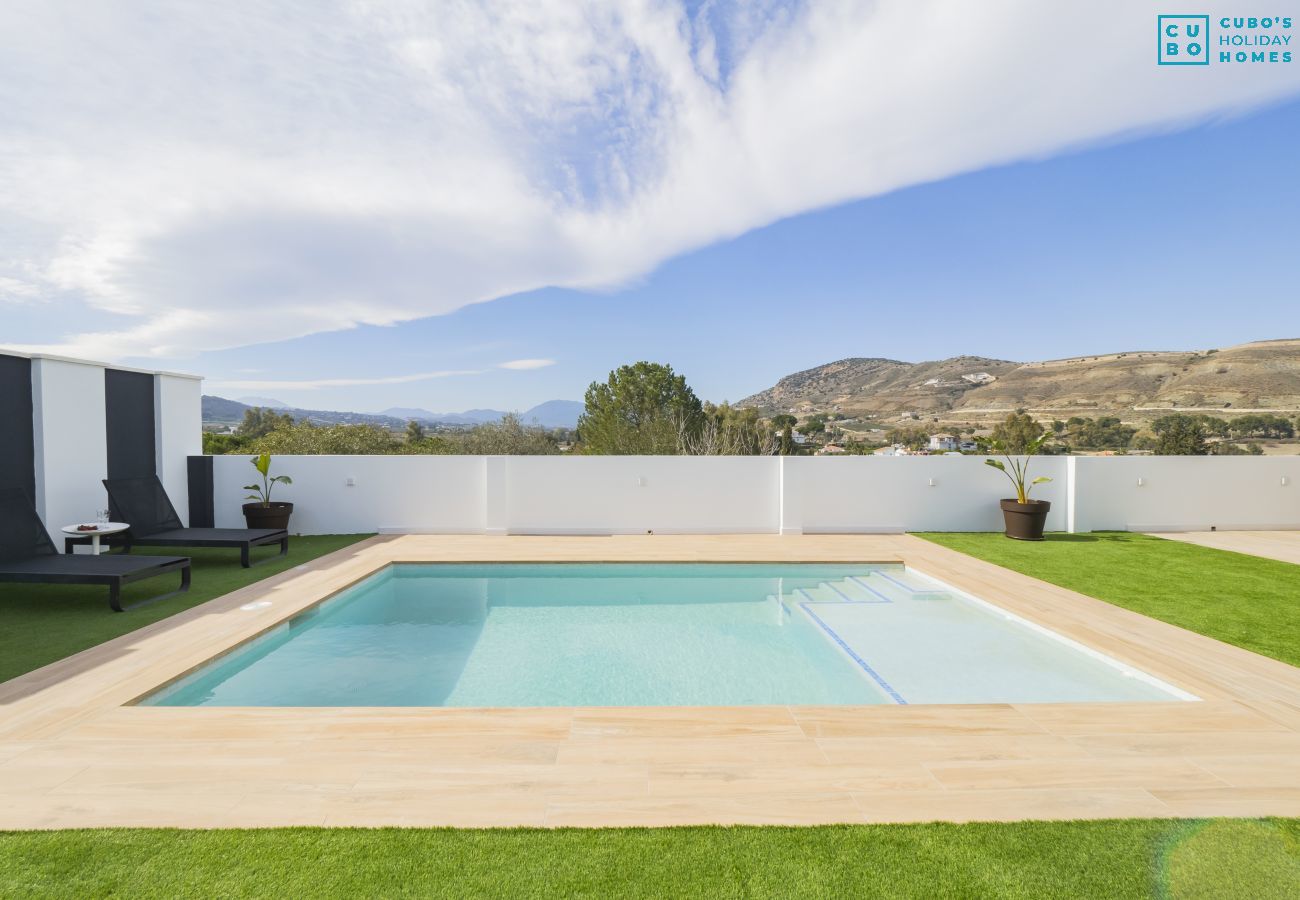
[928,478,936,487]
[1283,476,1290,487]
[346,476,356,487]
[636,476,646,487]
[1136,477,1145,487]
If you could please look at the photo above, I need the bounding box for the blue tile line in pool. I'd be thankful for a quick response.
[845,576,895,603]
[798,603,908,705]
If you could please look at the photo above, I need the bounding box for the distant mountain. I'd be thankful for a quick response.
[738,339,1300,425]
[202,395,252,424]
[204,395,582,430]
[380,406,507,425]
[520,399,584,429]
[203,395,408,429]
[381,406,441,420]
[237,396,291,409]
[380,400,582,428]
[458,408,514,424]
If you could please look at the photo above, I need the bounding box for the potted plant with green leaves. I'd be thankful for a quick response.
[243,452,294,531]
[984,432,1052,540]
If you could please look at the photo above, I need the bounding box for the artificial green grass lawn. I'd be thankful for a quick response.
[917,531,1300,668]
[0,534,371,684]
[1,820,1298,899]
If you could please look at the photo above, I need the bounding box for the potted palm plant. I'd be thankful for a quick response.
[984,432,1052,540]
[243,452,294,530]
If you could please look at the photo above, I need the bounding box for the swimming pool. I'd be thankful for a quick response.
[143,563,1196,707]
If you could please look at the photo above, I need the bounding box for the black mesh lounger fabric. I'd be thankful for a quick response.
[0,486,60,561]
[100,476,184,536]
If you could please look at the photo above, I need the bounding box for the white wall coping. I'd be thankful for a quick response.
[0,348,203,381]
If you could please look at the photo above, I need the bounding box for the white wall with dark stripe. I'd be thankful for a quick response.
[0,352,202,536]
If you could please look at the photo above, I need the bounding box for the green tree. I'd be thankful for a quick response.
[1058,416,1136,451]
[1151,413,1228,438]
[801,416,827,437]
[772,414,797,455]
[1209,441,1263,456]
[1152,415,1208,455]
[202,432,253,455]
[405,419,426,442]
[577,362,704,454]
[989,410,1044,454]
[237,407,294,438]
[1227,414,1294,439]
[253,422,404,454]
[885,427,929,450]
[679,403,776,455]
[456,414,559,455]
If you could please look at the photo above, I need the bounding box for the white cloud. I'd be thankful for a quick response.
[208,370,481,391]
[499,358,556,370]
[1,1,1296,361]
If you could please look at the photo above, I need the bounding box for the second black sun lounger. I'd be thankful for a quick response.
[102,475,289,568]
[0,487,190,612]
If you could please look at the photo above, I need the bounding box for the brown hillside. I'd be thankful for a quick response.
[739,340,1300,425]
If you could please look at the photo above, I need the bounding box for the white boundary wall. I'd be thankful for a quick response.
[208,454,1297,535]
[1069,456,1299,532]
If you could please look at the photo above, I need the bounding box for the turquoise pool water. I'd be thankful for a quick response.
[143,563,1194,707]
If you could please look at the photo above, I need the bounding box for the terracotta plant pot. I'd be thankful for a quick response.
[999,499,1050,541]
[242,501,294,531]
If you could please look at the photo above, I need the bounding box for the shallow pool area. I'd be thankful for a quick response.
[142,563,1196,707]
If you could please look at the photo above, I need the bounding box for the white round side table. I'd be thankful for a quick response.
[61,522,129,555]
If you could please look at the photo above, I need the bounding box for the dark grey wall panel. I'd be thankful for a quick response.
[0,354,36,500]
[187,455,214,528]
[105,369,156,480]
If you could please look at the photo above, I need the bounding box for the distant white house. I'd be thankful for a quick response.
[816,443,846,455]
[959,440,978,452]
[928,434,959,452]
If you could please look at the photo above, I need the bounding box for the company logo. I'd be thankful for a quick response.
[1159,15,1210,64]
[1158,15,1294,65]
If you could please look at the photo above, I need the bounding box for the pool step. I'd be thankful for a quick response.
[870,569,952,599]
[788,574,951,606]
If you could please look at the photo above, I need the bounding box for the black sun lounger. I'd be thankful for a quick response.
[102,475,289,568]
[0,487,191,612]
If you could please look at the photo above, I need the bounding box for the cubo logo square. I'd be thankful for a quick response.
[1159,15,1211,64]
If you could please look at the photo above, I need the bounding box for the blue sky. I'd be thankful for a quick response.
[2,1,1298,413]
[186,98,1300,412]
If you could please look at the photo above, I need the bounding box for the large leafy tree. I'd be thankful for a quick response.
[1227,414,1294,439]
[989,410,1044,454]
[1152,414,1209,456]
[772,414,797,455]
[237,406,294,438]
[577,362,704,454]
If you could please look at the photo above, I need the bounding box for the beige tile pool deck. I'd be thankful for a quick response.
[1,533,1298,829]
